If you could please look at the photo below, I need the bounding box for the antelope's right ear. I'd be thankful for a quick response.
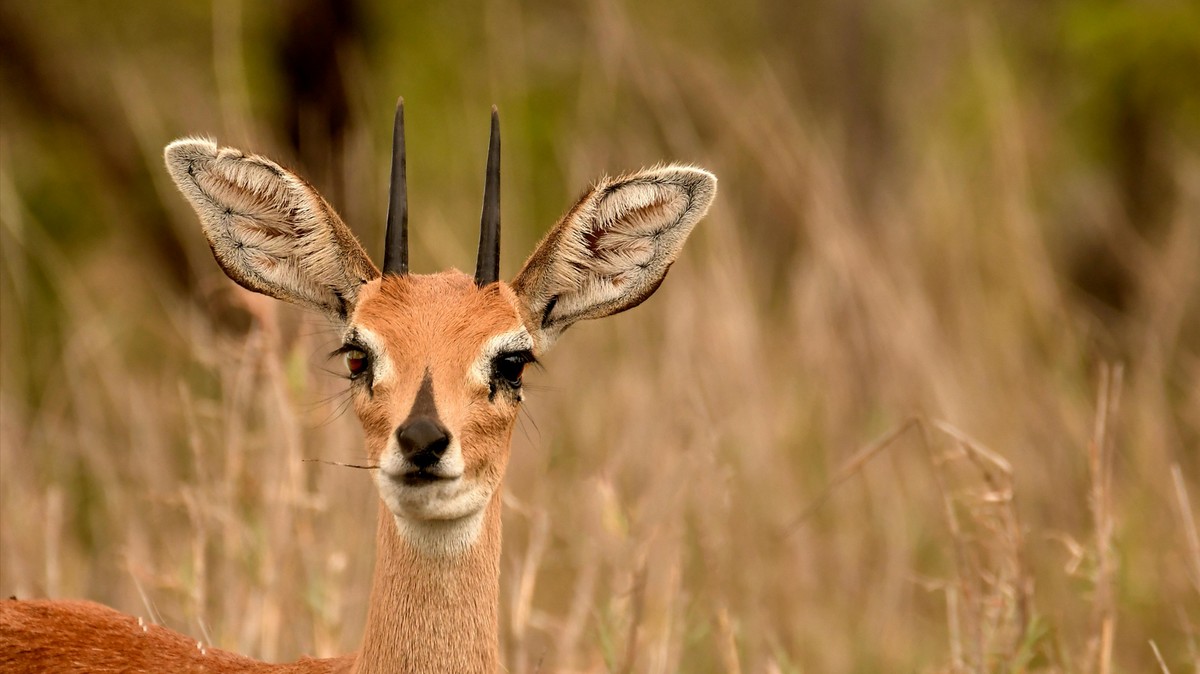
[165,138,380,323]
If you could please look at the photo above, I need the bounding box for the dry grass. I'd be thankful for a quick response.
[2,1,1199,672]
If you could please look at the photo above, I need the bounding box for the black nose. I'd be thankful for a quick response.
[396,417,450,469]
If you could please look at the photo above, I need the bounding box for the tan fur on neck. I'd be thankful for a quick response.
[354,498,503,674]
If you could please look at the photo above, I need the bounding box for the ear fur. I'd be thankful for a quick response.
[512,165,716,353]
[164,138,379,323]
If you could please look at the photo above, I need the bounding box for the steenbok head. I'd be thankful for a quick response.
[164,103,716,556]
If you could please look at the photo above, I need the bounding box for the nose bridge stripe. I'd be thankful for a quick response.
[403,368,441,425]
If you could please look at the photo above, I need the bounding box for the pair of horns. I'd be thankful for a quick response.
[381,98,500,287]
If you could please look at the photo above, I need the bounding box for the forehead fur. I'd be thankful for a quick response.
[351,271,523,362]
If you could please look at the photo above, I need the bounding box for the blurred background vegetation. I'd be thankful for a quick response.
[1,0,1198,672]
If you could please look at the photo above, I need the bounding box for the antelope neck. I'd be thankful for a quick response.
[351,495,502,674]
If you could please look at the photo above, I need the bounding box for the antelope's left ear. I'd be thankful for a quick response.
[511,165,716,354]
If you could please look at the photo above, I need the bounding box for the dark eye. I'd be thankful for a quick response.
[343,348,369,379]
[492,350,533,389]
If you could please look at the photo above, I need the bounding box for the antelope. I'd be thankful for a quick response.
[0,100,715,672]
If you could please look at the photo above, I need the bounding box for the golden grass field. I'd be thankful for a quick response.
[1,1,1198,672]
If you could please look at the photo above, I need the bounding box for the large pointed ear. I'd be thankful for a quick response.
[164,138,380,323]
[511,165,716,354]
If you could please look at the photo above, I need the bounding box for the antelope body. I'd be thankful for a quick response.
[0,101,715,673]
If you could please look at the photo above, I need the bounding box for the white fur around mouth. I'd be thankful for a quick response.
[373,435,491,551]
[375,469,489,521]
[374,469,493,556]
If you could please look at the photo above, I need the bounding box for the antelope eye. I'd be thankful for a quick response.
[343,348,369,379]
[492,350,533,389]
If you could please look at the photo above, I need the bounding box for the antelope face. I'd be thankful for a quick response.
[165,100,716,553]
[343,274,529,525]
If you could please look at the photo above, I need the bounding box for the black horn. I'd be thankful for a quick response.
[382,97,408,275]
[475,106,500,287]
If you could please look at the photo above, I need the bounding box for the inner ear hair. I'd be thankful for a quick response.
[165,138,379,322]
[512,164,716,351]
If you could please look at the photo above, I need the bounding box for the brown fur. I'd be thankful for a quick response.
[2,138,715,673]
[354,498,503,674]
[345,273,522,673]
[0,599,353,673]
[351,272,524,465]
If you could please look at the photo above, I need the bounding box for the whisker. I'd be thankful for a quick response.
[298,327,340,340]
[517,406,541,444]
[314,390,355,427]
[310,387,352,407]
[316,362,352,379]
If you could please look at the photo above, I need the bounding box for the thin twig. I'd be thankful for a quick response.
[935,420,1032,658]
[1089,363,1122,674]
[789,416,921,529]
[617,561,648,674]
[923,420,983,673]
[1170,464,1200,596]
[301,459,378,470]
[715,603,743,674]
[1149,639,1170,674]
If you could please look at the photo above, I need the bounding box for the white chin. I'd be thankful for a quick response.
[375,472,491,523]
